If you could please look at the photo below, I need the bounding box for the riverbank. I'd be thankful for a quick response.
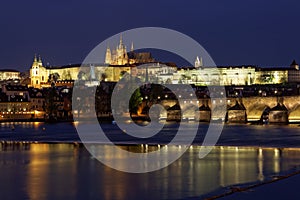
[0,118,73,123]
[1,122,300,147]
[2,116,300,125]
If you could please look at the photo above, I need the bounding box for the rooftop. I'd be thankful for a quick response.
[0,69,19,72]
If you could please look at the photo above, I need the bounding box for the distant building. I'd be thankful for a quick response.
[288,60,300,83]
[0,69,20,81]
[29,88,45,111]
[1,85,29,102]
[29,55,80,89]
[0,85,32,120]
[174,65,256,86]
[167,104,181,121]
[255,67,288,85]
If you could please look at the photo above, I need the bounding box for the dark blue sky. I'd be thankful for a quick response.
[1,0,300,71]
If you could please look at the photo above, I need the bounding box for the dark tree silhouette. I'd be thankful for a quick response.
[129,88,142,115]
[45,85,59,120]
[48,72,60,82]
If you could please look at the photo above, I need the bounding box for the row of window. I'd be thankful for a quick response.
[31,99,44,104]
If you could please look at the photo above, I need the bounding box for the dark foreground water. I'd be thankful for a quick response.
[1,122,300,199]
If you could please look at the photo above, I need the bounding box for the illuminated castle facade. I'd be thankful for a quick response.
[27,35,300,89]
[0,69,20,81]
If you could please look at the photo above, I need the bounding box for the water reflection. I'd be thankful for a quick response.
[0,144,300,199]
[26,144,78,200]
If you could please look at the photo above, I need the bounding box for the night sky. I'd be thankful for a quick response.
[1,0,300,71]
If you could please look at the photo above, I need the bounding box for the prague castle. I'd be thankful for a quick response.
[11,35,298,89]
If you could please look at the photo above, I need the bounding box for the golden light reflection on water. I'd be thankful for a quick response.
[81,144,300,199]
[25,143,79,200]
[1,143,300,199]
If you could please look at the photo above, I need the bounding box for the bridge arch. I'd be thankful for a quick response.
[247,104,270,122]
[288,104,300,123]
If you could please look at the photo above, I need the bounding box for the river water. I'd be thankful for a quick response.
[1,122,300,199]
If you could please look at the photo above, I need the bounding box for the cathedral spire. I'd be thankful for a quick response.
[119,34,123,46]
[90,64,96,80]
[34,54,37,62]
[105,45,112,64]
[131,42,134,52]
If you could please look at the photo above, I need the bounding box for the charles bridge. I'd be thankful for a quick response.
[156,96,300,123]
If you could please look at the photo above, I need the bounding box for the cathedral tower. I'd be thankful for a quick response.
[290,59,299,70]
[105,46,112,64]
[131,42,134,52]
[195,56,203,68]
[30,54,47,88]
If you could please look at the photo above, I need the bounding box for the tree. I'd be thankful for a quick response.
[62,70,72,80]
[45,85,59,120]
[77,71,86,80]
[129,88,142,116]
[146,84,163,103]
[62,70,67,80]
[120,71,127,79]
[48,73,60,83]
[66,71,72,80]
